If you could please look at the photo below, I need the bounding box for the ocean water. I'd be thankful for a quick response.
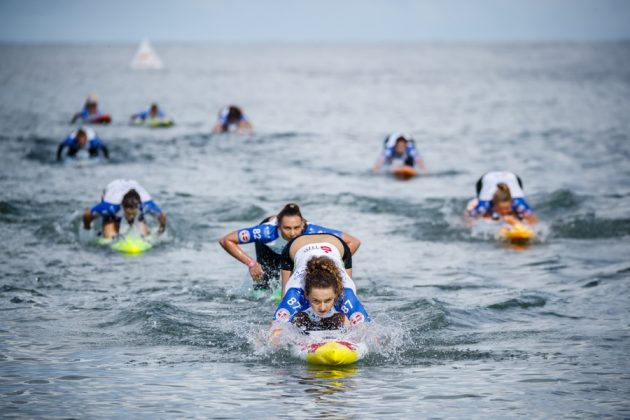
[1,42,629,418]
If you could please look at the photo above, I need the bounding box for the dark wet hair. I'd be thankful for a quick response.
[395,136,408,146]
[220,105,243,131]
[122,189,141,209]
[277,203,305,225]
[492,183,512,206]
[304,256,343,298]
[226,106,242,123]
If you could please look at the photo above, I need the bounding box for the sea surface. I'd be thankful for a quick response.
[1,42,629,418]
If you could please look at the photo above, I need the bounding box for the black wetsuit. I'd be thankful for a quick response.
[292,312,346,332]
[279,233,353,273]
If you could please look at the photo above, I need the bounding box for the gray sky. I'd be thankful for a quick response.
[1,0,629,43]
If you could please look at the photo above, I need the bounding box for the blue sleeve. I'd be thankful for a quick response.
[236,223,278,244]
[89,138,105,149]
[63,136,75,146]
[383,147,394,159]
[273,288,308,322]
[304,223,342,238]
[512,198,532,217]
[336,288,370,324]
[469,200,491,217]
[217,111,229,124]
[142,200,162,216]
[135,110,149,120]
[90,201,119,217]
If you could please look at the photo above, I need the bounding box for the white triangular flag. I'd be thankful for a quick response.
[130,39,163,70]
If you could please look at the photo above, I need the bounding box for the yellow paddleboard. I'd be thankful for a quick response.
[305,341,361,366]
[110,235,153,254]
[147,118,174,128]
[499,222,535,243]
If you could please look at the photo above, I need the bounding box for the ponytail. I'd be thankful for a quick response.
[492,183,512,206]
[277,203,305,225]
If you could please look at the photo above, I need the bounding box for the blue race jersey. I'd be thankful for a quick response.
[469,197,533,219]
[90,199,162,218]
[273,287,370,325]
[134,109,165,120]
[236,222,342,245]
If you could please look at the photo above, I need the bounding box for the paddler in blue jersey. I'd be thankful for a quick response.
[57,127,109,161]
[371,132,428,175]
[212,105,253,133]
[71,94,109,124]
[466,171,538,225]
[82,179,167,239]
[219,203,361,290]
[270,233,370,342]
[130,103,168,123]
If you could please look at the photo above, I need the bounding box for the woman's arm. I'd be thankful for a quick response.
[238,119,253,134]
[341,232,361,255]
[523,212,538,225]
[464,198,480,227]
[371,156,384,174]
[218,231,264,280]
[83,208,94,230]
[56,142,67,161]
[281,269,291,297]
[157,212,167,233]
[416,157,428,175]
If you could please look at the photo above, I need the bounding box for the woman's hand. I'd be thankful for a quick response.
[269,322,283,347]
[249,262,264,281]
[503,215,518,225]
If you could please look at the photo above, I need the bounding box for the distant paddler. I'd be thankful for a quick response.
[82,179,167,239]
[57,127,109,161]
[71,94,111,124]
[130,103,173,126]
[371,133,428,178]
[466,171,538,226]
[212,105,253,134]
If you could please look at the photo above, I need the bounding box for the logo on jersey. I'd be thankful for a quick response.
[238,230,250,243]
[321,245,332,253]
[350,312,365,325]
[275,308,290,322]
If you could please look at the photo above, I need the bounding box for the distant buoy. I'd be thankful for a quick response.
[130,39,163,70]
